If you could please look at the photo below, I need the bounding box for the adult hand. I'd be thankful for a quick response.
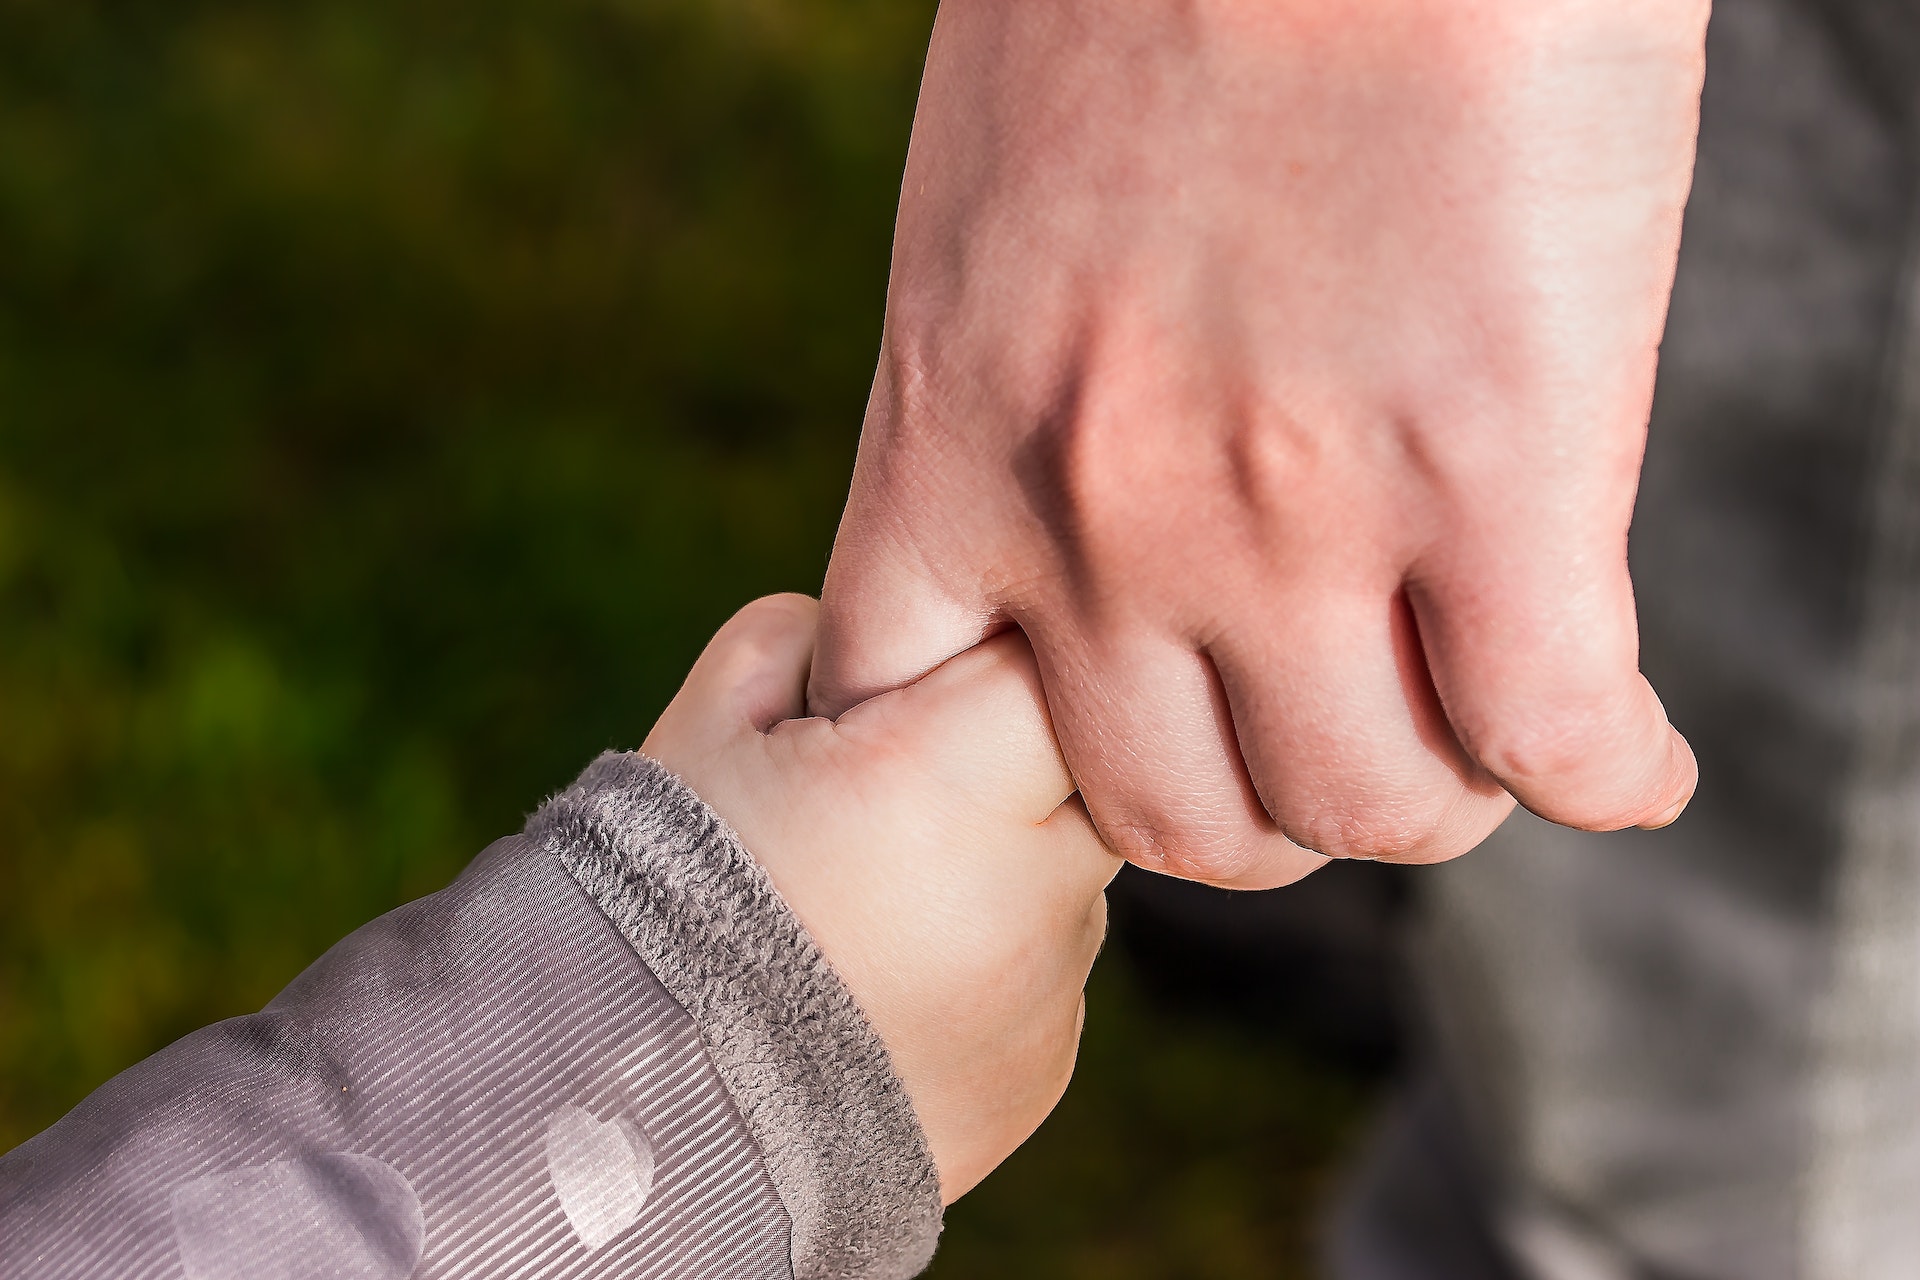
[812,0,1708,887]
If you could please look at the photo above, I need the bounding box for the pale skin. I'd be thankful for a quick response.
[811,0,1712,887]
[644,594,1122,1202]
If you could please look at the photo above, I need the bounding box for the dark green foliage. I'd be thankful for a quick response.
[0,0,927,1147]
[0,2,1366,1269]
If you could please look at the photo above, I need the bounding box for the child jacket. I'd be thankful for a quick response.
[0,752,944,1280]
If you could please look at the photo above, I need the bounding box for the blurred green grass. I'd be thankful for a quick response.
[0,1,1370,1271]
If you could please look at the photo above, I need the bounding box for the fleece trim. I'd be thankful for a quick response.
[526,751,943,1280]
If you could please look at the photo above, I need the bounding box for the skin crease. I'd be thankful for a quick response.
[644,595,1122,1202]
[810,0,1711,888]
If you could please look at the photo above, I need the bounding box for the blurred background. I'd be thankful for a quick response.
[0,1,1408,1272]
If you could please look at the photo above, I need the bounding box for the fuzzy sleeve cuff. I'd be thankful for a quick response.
[525,751,943,1280]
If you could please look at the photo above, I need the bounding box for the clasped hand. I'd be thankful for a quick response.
[812,0,1708,886]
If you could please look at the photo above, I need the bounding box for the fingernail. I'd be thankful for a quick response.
[1639,747,1697,830]
[1638,794,1690,830]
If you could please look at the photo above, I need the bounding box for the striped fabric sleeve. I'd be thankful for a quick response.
[0,754,943,1280]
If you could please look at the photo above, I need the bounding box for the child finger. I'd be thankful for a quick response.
[838,628,1079,821]
[646,595,820,759]
[1040,794,1127,915]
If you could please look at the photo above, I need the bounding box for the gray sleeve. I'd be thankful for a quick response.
[0,752,943,1280]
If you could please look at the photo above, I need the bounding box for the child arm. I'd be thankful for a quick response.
[0,595,1117,1280]
[0,756,934,1280]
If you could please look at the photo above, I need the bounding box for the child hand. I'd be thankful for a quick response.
[643,594,1121,1202]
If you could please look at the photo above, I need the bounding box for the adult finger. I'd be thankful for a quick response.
[1412,531,1697,831]
[834,629,1080,823]
[1209,586,1516,862]
[1031,624,1329,890]
[809,490,994,719]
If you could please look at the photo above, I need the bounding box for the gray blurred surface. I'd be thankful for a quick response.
[1346,1,1920,1276]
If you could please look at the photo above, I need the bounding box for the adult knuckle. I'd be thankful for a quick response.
[1277,800,1441,862]
[1467,693,1669,829]
[1471,708,1603,790]
[1100,811,1259,886]
[1015,390,1170,590]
